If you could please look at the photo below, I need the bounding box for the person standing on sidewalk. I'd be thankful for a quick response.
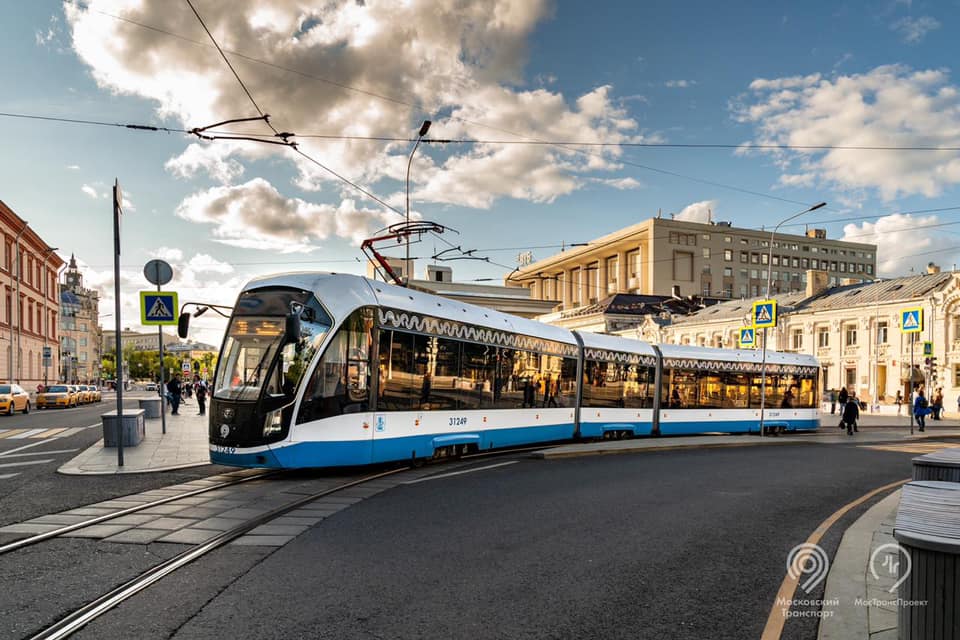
[829,388,837,415]
[895,390,903,415]
[914,388,929,432]
[843,391,860,435]
[195,378,207,416]
[167,375,182,415]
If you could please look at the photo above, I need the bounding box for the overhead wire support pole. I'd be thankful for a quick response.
[759,202,827,437]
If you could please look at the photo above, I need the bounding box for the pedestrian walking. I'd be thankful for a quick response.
[895,390,903,415]
[167,375,182,415]
[195,379,207,416]
[914,388,930,432]
[842,391,860,435]
[838,386,848,407]
[830,388,837,415]
[933,387,944,420]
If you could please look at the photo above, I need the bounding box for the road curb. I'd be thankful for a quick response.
[531,438,816,459]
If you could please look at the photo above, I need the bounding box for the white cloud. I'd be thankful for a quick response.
[65,0,654,211]
[842,213,958,275]
[735,65,960,200]
[81,184,98,199]
[665,80,696,88]
[66,164,80,170]
[174,177,403,252]
[152,247,184,262]
[591,177,642,190]
[891,15,940,43]
[673,199,718,223]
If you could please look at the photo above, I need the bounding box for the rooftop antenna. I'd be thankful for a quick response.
[657,208,662,219]
[708,208,712,224]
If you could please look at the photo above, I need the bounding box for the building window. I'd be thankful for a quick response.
[811,259,818,269]
[792,257,800,268]
[673,251,694,281]
[831,261,838,271]
[724,236,732,243]
[606,256,619,293]
[740,251,748,263]
[866,265,873,275]
[801,258,809,268]
[723,267,732,277]
[791,329,803,350]
[761,253,769,265]
[840,262,846,273]
[751,253,759,264]
[739,285,747,297]
[772,255,779,266]
[817,327,829,347]
[751,285,759,296]
[740,238,748,245]
[877,321,888,344]
[724,249,733,261]
[844,324,857,346]
[702,247,710,259]
[845,367,856,389]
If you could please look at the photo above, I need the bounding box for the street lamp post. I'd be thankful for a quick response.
[405,120,431,284]
[9,220,29,383]
[759,202,827,436]
[40,246,59,388]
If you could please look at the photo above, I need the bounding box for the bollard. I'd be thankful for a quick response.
[101,409,146,447]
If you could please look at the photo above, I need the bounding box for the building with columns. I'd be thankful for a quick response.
[0,200,64,388]
[656,268,959,406]
[508,216,877,310]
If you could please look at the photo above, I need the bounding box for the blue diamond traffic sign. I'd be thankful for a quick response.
[739,327,755,347]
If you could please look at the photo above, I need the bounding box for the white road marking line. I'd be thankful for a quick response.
[0,449,78,459]
[8,429,47,439]
[0,439,57,457]
[0,473,20,480]
[403,461,519,484]
[0,459,54,469]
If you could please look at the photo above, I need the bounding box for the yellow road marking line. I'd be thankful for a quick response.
[0,430,27,439]
[860,441,958,453]
[760,477,909,640]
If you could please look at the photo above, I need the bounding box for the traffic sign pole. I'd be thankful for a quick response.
[144,261,174,435]
[910,337,914,435]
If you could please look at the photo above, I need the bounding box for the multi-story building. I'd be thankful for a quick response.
[1,200,63,388]
[60,254,102,384]
[656,266,958,407]
[101,328,180,353]
[509,216,877,311]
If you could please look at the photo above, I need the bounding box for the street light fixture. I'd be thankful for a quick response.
[405,120,432,284]
[758,201,827,436]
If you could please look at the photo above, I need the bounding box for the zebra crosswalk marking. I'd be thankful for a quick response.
[0,429,28,440]
[9,429,48,439]
[860,441,959,454]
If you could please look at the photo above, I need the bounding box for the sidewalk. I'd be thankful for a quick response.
[59,398,211,475]
[818,490,901,640]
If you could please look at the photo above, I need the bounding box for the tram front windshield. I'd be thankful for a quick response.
[214,289,332,402]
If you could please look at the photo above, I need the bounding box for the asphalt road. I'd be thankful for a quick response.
[6,441,922,640]
[0,392,232,528]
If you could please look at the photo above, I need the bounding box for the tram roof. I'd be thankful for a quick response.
[242,272,577,345]
[658,343,819,367]
[576,330,657,356]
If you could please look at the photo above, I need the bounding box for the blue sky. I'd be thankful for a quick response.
[1,0,959,344]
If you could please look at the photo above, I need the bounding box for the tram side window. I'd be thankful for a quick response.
[582,360,624,408]
[423,336,459,411]
[663,368,699,408]
[722,373,750,408]
[558,357,578,407]
[458,342,493,410]
[493,348,523,409]
[297,310,371,424]
[377,330,418,411]
[697,373,724,409]
[622,364,655,408]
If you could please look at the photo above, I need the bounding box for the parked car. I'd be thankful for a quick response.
[36,384,74,409]
[87,385,102,402]
[0,384,30,414]
[144,382,158,391]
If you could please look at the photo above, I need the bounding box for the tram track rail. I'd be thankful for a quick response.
[0,469,280,556]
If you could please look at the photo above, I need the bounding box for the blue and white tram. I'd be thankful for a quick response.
[207,272,819,469]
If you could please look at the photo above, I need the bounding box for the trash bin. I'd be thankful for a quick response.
[912,446,960,482]
[894,480,960,639]
[101,409,146,447]
[138,397,162,419]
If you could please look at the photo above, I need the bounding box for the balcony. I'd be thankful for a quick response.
[842,345,859,357]
[817,346,831,358]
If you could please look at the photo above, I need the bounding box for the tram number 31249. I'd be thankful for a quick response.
[449,417,468,427]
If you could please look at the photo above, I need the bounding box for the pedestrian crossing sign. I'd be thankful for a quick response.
[739,327,755,347]
[900,307,923,334]
[140,291,178,326]
[752,300,777,328]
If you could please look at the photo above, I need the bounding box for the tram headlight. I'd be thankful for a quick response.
[263,409,283,437]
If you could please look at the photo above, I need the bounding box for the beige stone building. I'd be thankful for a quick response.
[509,217,877,310]
[60,255,102,384]
[101,328,180,354]
[0,200,64,388]
[657,269,959,406]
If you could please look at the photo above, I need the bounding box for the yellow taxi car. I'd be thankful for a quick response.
[37,384,76,409]
[0,384,31,415]
[86,385,102,402]
[72,385,90,405]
